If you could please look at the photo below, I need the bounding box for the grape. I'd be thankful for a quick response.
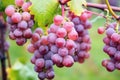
[13,29,22,38]
[97,27,105,34]
[38,72,46,80]
[11,12,22,23]
[31,56,36,64]
[16,37,26,46]
[22,2,31,12]
[106,27,115,37]
[34,66,42,72]
[23,28,32,39]
[68,29,78,40]
[48,33,57,44]
[58,47,68,57]
[106,62,115,72]
[18,20,28,30]
[52,54,62,64]
[46,71,55,79]
[111,33,120,42]
[50,45,58,53]
[34,28,43,35]
[79,12,88,22]
[63,22,74,32]
[22,12,31,21]
[28,20,34,28]
[75,24,84,33]
[6,16,13,24]
[32,33,40,42]
[34,50,43,58]
[27,44,36,53]
[39,45,48,55]
[72,17,80,25]
[9,31,16,40]
[45,60,53,69]
[15,0,24,7]
[84,20,92,29]
[5,5,15,16]
[55,38,66,48]
[77,51,85,58]
[49,24,59,33]
[114,52,120,61]
[66,39,76,50]
[62,55,74,67]
[115,62,120,70]
[44,51,54,60]
[41,36,49,45]
[35,58,45,68]
[53,15,64,26]
[56,28,67,38]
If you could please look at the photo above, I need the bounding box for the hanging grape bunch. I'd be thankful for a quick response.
[5,0,34,46]
[98,22,120,72]
[27,9,92,79]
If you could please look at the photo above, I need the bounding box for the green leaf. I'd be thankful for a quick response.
[69,0,86,16]
[29,0,59,29]
[7,60,37,80]
[0,0,14,12]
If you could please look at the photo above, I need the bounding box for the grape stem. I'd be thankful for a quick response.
[6,51,11,68]
[105,0,118,19]
[87,2,120,12]
[85,10,107,19]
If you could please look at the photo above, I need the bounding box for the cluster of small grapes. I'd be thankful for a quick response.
[27,14,92,80]
[70,12,92,63]
[27,28,55,80]
[5,0,34,46]
[98,22,120,72]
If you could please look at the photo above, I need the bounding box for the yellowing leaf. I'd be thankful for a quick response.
[68,0,86,16]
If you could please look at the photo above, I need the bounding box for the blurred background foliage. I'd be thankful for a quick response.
[0,0,120,80]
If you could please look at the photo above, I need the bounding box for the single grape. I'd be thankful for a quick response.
[15,0,24,7]
[22,12,31,21]
[11,12,22,23]
[53,15,64,26]
[5,5,15,16]
[62,55,74,67]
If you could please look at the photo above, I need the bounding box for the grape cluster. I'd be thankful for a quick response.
[28,13,92,80]
[27,28,55,80]
[5,0,34,46]
[99,22,120,72]
[70,12,92,63]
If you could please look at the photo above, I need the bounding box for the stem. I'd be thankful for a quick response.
[6,51,11,68]
[105,0,118,19]
[86,10,106,18]
[87,2,120,12]
[0,13,7,80]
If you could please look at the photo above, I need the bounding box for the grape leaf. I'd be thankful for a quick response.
[68,0,87,16]
[29,0,59,29]
[0,0,14,12]
[7,60,37,80]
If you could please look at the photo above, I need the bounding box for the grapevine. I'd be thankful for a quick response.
[5,0,34,46]
[1,0,120,80]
